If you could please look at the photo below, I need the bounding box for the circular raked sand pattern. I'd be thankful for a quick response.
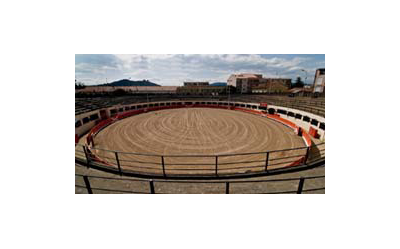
[93,108,306,175]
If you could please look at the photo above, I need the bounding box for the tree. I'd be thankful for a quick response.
[292,77,304,88]
[75,79,86,89]
[112,88,127,96]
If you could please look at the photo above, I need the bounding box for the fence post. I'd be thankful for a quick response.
[83,175,93,194]
[149,180,155,194]
[225,182,230,194]
[297,177,305,194]
[115,152,122,176]
[82,145,90,168]
[265,151,269,171]
[304,147,310,163]
[215,156,218,177]
[161,156,166,177]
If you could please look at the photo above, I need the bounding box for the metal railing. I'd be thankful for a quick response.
[75,143,325,178]
[75,173,325,194]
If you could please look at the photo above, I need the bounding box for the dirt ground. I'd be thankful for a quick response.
[89,108,306,175]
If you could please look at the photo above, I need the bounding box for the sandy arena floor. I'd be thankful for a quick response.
[92,108,306,175]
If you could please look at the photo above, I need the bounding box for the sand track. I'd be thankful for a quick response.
[93,108,306,175]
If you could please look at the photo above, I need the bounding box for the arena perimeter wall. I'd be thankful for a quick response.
[80,103,313,169]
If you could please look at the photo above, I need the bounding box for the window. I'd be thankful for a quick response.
[160,103,165,106]
[118,108,123,112]
[201,102,205,104]
[277,109,287,115]
[241,104,245,107]
[75,120,82,128]
[252,105,257,109]
[110,109,117,115]
[268,109,275,114]
[154,103,159,106]
[166,103,171,106]
[246,105,251,108]
[303,116,310,122]
[295,114,302,119]
[149,104,154,107]
[82,117,90,124]
[319,122,325,130]
[137,105,142,109]
[185,102,192,105]
[288,112,295,117]
[143,104,148,108]
[311,119,319,126]
[89,113,99,121]
[259,106,267,110]
[131,106,136,109]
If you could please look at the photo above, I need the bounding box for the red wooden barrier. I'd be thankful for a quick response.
[302,130,312,146]
[233,107,263,115]
[288,156,306,167]
[309,127,319,138]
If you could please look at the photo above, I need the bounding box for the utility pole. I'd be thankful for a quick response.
[301,69,308,86]
[269,79,272,95]
[228,84,231,107]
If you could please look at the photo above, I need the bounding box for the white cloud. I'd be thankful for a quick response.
[75,54,324,85]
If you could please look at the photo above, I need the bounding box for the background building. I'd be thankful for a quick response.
[288,87,313,97]
[227,73,262,93]
[177,85,227,95]
[227,73,291,93]
[313,68,325,93]
[184,82,209,86]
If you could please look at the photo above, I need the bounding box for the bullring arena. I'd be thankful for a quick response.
[75,97,325,193]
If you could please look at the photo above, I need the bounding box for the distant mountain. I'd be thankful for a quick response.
[210,82,227,86]
[99,79,160,87]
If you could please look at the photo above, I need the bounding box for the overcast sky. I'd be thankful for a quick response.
[75,54,325,86]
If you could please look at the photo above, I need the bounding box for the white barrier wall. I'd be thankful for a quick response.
[268,105,325,141]
[75,110,101,137]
